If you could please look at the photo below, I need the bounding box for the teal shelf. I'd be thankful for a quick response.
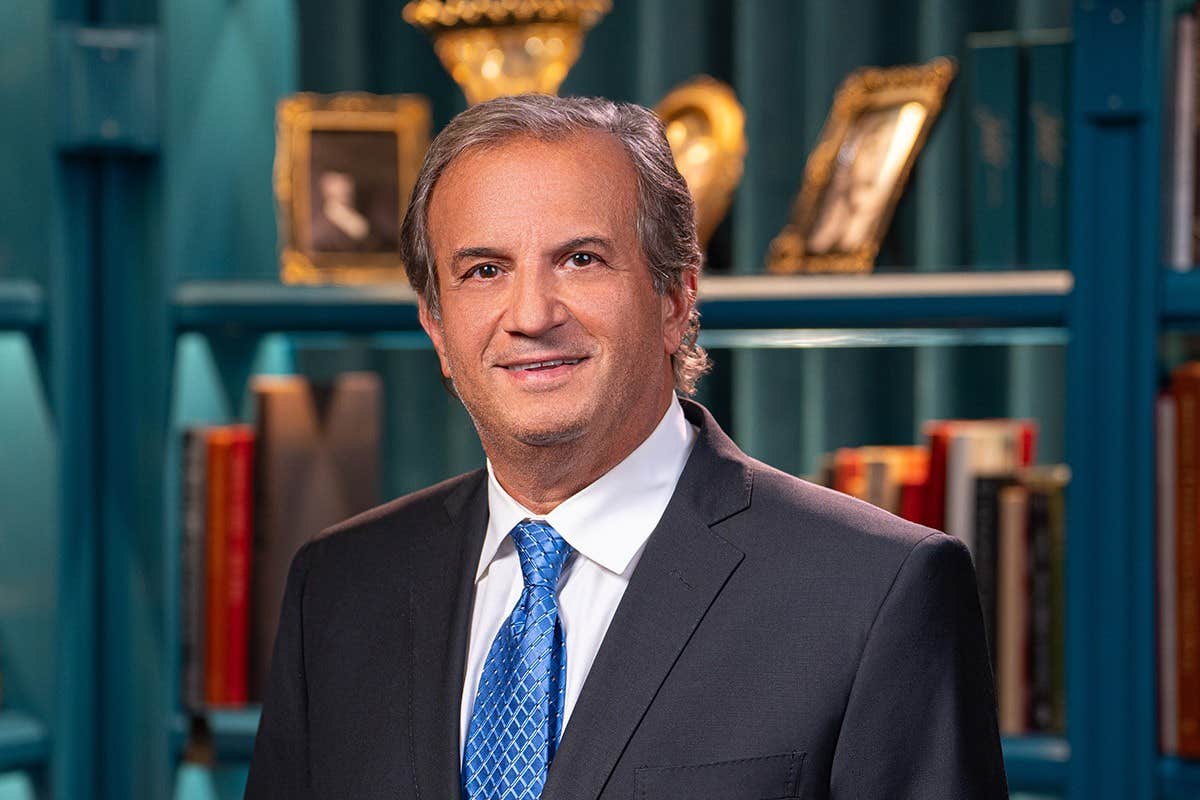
[1159,757,1200,799]
[173,271,1072,334]
[0,711,49,771]
[1162,269,1200,324]
[0,280,44,331]
[1002,735,1071,792]
[173,281,420,333]
[171,708,261,762]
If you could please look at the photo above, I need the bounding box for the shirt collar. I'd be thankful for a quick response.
[480,396,697,581]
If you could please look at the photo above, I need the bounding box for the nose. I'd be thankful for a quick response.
[503,263,569,338]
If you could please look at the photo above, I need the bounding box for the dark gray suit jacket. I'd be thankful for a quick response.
[246,399,1008,799]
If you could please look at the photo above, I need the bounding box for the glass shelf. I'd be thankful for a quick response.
[173,270,1072,334]
[699,327,1068,349]
[0,280,44,332]
[1002,735,1071,793]
[0,710,49,771]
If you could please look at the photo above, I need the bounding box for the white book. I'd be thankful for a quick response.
[1159,393,1180,754]
[1168,12,1196,270]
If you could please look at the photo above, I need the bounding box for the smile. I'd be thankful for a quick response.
[504,358,584,372]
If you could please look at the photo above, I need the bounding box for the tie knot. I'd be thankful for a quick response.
[510,520,573,588]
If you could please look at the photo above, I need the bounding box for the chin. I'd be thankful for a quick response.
[511,418,589,448]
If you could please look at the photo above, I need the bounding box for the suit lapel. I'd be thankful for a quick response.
[541,400,752,800]
[407,470,488,800]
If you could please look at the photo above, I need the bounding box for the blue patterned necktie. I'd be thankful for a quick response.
[463,519,574,800]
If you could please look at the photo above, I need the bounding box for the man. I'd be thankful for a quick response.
[246,94,1008,799]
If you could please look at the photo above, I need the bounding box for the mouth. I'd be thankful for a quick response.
[502,357,585,372]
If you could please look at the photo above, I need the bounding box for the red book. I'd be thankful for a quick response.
[204,428,232,706]
[1173,365,1200,756]
[923,422,952,531]
[223,426,255,705]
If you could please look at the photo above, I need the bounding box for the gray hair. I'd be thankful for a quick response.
[399,93,710,395]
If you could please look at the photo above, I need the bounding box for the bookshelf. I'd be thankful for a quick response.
[0,1,1180,799]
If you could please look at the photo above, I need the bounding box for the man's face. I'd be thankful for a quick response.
[419,132,690,456]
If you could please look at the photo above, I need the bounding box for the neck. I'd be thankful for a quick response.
[485,388,676,515]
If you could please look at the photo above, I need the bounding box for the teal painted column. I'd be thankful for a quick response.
[1065,1,1159,798]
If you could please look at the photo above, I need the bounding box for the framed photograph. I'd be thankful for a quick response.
[274,93,431,284]
[767,57,956,274]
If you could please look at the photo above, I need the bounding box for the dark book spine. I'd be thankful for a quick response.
[1028,488,1055,731]
[181,429,207,712]
[967,34,1022,268]
[975,475,1008,674]
[1048,484,1068,733]
[1024,38,1071,268]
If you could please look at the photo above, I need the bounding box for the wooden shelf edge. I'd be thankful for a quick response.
[0,710,50,771]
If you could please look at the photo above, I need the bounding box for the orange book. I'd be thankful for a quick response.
[224,427,255,705]
[1173,364,1200,755]
[204,428,233,706]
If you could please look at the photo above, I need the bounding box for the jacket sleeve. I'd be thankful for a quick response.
[245,539,318,799]
[830,532,1009,799]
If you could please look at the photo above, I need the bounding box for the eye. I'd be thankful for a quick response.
[567,252,597,268]
[468,263,501,280]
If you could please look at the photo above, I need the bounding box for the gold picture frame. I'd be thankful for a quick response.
[274,93,431,285]
[767,57,956,274]
[655,76,747,250]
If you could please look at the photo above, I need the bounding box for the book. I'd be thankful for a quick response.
[203,425,254,707]
[1174,363,1200,755]
[975,474,1015,673]
[250,372,381,700]
[1168,12,1197,270]
[1160,391,1181,754]
[1022,464,1070,734]
[181,428,208,712]
[203,428,233,706]
[224,427,255,706]
[1023,31,1071,268]
[967,31,1022,268]
[998,482,1031,735]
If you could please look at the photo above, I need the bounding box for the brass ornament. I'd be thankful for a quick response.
[655,76,747,249]
[402,0,611,105]
[767,57,956,274]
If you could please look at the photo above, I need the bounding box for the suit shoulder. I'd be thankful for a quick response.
[318,469,484,545]
[741,458,943,565]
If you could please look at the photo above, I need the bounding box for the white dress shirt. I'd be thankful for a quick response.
[459,396,697,756]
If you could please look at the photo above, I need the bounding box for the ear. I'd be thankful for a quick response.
[661,269,698,355]
[418,298,452,379]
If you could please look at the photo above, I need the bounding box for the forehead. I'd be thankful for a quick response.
[426,131,641,249]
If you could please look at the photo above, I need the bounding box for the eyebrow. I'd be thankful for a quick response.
[448,236,616,270]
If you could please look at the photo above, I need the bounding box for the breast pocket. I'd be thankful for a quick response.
[634,752,805,800]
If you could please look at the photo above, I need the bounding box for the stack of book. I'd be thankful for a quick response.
[816,419,1069,736]
[967,28,1071,268]
[180,372,381,710]
[1158,363,1200,756]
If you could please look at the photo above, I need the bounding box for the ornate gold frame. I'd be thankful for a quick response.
[767,57,956,274]
[274,93,431,285]
[655,76,747,249]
